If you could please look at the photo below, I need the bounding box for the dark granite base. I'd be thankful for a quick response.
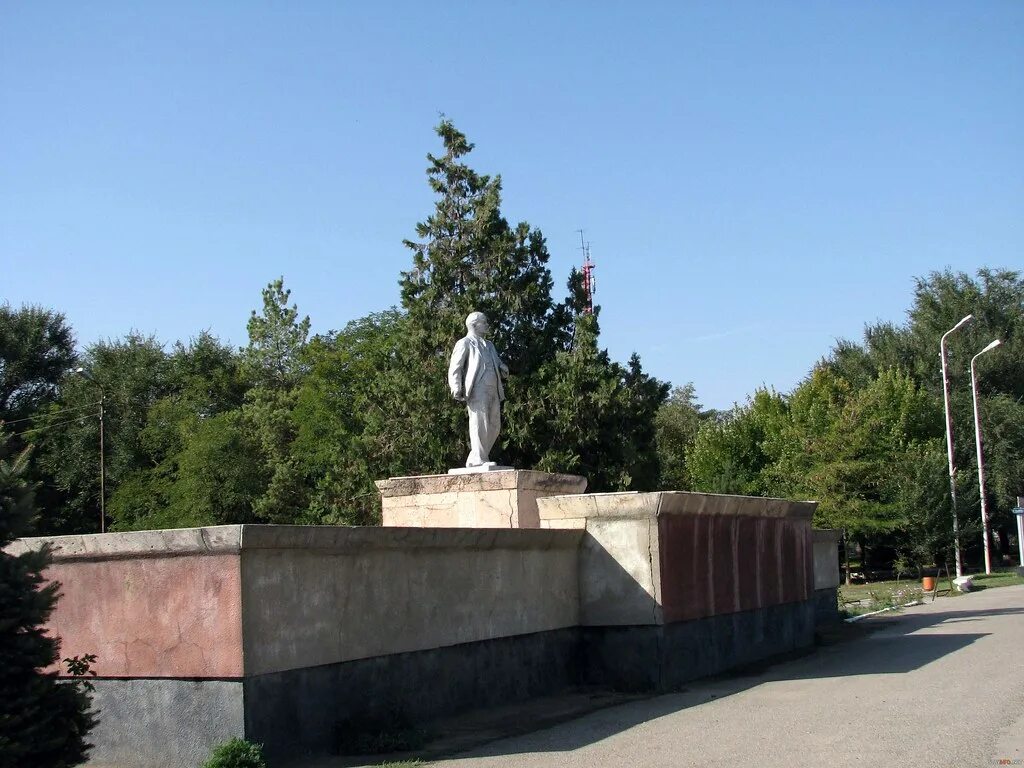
[812,587,840,626]
[82,602,821,765]
[85,679,244,768]
[582,600,817,692]
[244,627,581,761]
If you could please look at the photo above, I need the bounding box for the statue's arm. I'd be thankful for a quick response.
[448,339,468,401]
[493,344,509,378]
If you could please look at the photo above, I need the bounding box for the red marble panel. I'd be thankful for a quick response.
[659,514,813,624]
[43,553,243,679]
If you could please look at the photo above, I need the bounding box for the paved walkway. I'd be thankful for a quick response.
[433,585,1024,768]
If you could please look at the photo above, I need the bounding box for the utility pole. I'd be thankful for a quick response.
[74,367,105,533]
[940,315,972,577]
[970,339,1002,575]
[1014,496,1024,574]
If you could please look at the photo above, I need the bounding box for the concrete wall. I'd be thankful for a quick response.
[813,528,842,590]
[811,529,842,625]
[9,527,244,678]
[538,491,817,627]
[238,525,582,675]
[9,525,583,766]
[245,629,581,759]
[536,491,820,692]
[11,525,583,680]
[10,491,827,764]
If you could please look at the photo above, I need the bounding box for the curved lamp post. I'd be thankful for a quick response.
[940,314,973,577]
[73,367,105,533]
[970,339,1002,575]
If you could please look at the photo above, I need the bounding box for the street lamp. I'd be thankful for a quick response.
[73,367,105,533]
[970,338,1002,575]
[941,314,973,577]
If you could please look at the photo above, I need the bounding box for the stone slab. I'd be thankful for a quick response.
[378,469,587,529]
[657,513,813,624]
[447,464,515,475]
[7,524,244,562]
[538,491,816,524]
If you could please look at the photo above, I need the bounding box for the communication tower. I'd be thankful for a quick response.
[578,229,596,314]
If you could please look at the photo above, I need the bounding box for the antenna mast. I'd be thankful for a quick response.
[578,229,596,314]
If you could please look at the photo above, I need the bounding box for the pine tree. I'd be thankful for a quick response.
[0,443,95,767]
[241,278,311,522]
[397,119,567,471]
[297,120,668,506]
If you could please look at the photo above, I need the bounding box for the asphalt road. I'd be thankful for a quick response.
[433,584,1024,768]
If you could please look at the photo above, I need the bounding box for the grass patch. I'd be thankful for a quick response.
[966,570,1024,591]
[839,580,923,616]
[839,568,1024,615]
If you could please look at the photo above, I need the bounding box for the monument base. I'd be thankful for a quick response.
[448,464,515,475]
[376,470,587,528]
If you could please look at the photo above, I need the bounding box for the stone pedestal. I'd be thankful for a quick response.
[376,470,587,529]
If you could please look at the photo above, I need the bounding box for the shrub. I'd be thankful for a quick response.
[201,738,266,768]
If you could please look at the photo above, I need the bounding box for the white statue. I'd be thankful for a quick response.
[448,312,509,468]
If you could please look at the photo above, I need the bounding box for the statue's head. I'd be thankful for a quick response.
[466,312,490,337]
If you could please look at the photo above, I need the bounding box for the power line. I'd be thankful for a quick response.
[10,413,99,440]
[0,401,102,427]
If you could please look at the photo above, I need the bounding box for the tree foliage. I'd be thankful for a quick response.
[0,305,76,431]
[684,268,1023,571]
[5,121,1020,579]
[0,442,95,767]
[6,120,666,533]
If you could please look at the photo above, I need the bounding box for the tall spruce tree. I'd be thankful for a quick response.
[398,119,567,471]
[395,119,668,486]
[0,442,95,767]
[241,278,311,522]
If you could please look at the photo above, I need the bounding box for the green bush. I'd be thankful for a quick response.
[201,738,266,768]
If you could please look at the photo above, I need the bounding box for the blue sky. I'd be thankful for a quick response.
[2,1,1021,409]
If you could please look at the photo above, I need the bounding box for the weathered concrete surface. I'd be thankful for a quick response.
[812,528,841,590]
[6,524,244,561]
[578,516,662,626]
[378,470,587,528]
[85,679,243,768]
[428,586,1024,768]
[240,526,582,675]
